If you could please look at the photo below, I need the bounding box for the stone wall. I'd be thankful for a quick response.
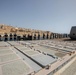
[0,24,69,41]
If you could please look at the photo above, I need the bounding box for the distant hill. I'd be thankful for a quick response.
[0,24,52,36]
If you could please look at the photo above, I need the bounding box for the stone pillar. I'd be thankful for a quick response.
[10,33,13,41]
[50,34,52,39]
[27,34,32,40]
[47,33,49,39]
[54,33,56,38]
[14,34,17,41]
[40,33,43,40]
[56,34,58,39]
[4,33,8,41]
[59,34,61,38]
[58,34,59,38]
[38,33,40,40]
[27,34,30,40]
[51,33,54,39]
[34,34,36,40]
[31,33,34,40]
[17,35,21,41]
[53,33,55,39]
[43,33,45,39]
[23,34,26,40]
[0,35,1,41]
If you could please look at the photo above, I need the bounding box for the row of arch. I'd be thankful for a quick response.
[0,33,69,41]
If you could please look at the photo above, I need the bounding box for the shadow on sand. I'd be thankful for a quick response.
[63,38,76,41]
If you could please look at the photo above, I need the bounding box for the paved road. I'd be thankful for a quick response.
[61,60,76,75]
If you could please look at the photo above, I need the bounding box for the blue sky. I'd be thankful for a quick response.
[0,0,76,33]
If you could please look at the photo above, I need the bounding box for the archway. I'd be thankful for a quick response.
[14,34,17,40]
[0,35,1,41]
[4,33,8,41]
[10,33,13,41]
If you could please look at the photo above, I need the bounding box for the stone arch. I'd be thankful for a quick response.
[34,34,36,40]
[38,33,40,40]
[4,33,8,41]
[14,34,17,40]
[10,33,13,41]
[0,35,1,41]
[23,34,26,40]
[43,33,45,39]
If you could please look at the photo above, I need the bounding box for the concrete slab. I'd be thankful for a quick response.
[2,60,31,75]
[32,54,57,66]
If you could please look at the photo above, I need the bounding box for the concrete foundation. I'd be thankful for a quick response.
[53,56,76,75]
